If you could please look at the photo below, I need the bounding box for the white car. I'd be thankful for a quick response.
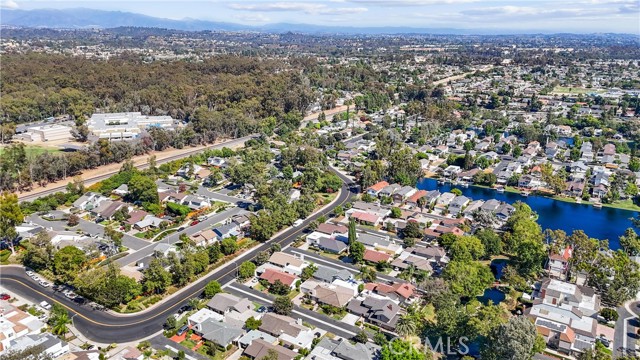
[292,219,304,227]
[25,271,34,277]
[39,281,51,288]
[31,275,40,281]
[39,301,51,310]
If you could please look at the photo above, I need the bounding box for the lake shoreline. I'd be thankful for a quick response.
[418,177,639,249]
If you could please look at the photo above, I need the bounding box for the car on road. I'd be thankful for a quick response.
[39,280,51,288]
[177,305,189,315]
[178,226,185,231]
[176,325,189,336]
[0,293,10,301]
[190,220,199,226]
[292,219,304,227]
[39,301,52,310]
[25,270,34,277]
[30,275,40,281]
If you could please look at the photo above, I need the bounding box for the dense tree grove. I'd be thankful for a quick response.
[0,53,316,192]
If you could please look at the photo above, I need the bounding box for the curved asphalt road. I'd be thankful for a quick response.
[0,167,357,343]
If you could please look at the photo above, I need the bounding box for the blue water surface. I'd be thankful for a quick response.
[417,178,638,250]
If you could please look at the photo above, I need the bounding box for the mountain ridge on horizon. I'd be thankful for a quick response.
[2,7,636,36]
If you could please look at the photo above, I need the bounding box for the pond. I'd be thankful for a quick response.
[477,288,506,305]
[417,178,638,250]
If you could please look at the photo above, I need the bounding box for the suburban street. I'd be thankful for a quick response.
[115,206,246,267]
[615,300,640,358]
[0,167,357,343]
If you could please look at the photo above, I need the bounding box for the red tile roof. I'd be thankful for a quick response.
[392,282,416,299]
[363,249,391,263]
[407,190,428,204]
[367,181,389,192]
[351,211,380,224]
[259,269,297,286]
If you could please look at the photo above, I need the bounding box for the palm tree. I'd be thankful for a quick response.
[51,312,71,336]
[188,297,200,310]
[395,315,417,338]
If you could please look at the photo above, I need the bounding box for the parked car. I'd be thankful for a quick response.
[176,325,189,336]
[0,293,10,300]
[598,335,610,348]
[293,219,304,227]
[190,220,199,226]
[25,271,34,277]
[39,301,52,310]
[39,280,51,288]
[257,306,267,313]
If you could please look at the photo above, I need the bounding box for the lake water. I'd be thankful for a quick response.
[417,178,638,250]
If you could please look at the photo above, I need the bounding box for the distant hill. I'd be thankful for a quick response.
[0,8,499,35]
[0,8,247,32]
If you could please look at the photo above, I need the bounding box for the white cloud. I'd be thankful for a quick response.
[347,0,480,6]
[229,2,367,15]
[1,0,19,9]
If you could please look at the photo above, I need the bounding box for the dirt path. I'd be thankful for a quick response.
[432,65,494,86]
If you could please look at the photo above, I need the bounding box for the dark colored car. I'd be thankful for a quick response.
[257,306,267,313]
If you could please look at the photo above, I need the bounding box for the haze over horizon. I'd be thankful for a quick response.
[1,0,639,34]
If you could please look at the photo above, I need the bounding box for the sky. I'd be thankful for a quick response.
[1,0,639,33]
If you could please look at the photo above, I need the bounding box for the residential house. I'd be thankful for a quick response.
[435,192,456,208]
[363,249,391,264]
[259,269,297,289]
[317,237,348,254]
[258,314,314,350]
[448,196,470,215]
[2,333,69,358]
[309,338,380,360]
[268,252,306,275]
[207,293,253,315]
[195,319,243,349]
[72,192,109,211]
[392,186,416,204]
[312,266,353,284]
[310,283,356,308]
[379,184,402,198]
[549,246,572,280]
[237,330,277,349]
[527,279,600,355]
[213,222,240,241]
[406,190,428,208]
[134,215,165,231]
[366,181,389,196]
[350,211,382,227]
[347,296,403,331]
[244,339,297,360]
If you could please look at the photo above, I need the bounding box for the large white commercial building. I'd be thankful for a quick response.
[88,112,176,141]
[15,124,72,142]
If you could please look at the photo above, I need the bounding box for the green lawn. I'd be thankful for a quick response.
[0,144,61,156]
[180,339,196,349]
